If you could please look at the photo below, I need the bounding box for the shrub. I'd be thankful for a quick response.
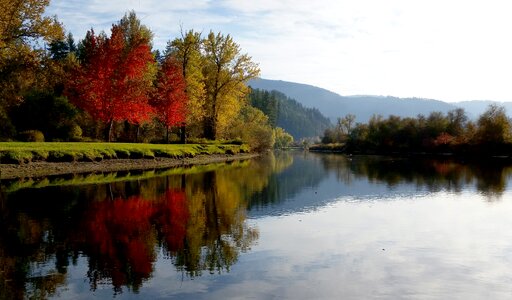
[18,130,45,142]
[70,125,83,139]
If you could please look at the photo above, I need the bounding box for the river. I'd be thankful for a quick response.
[2,151,512,299]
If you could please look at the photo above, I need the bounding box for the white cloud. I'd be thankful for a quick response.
[47,0,512,102]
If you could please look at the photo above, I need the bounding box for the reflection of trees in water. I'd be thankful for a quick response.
[318,154,512,198]
[247,151,327,210]
[0,160,264,298]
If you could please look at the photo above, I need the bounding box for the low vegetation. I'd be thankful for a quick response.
[319,105,512,156]
[0,142,249,164]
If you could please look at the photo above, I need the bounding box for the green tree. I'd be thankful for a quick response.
[118,11,153,47]
[251,89,330,139]
[202,31,260,139]
[48,33,77,60]
[249,88,279,127]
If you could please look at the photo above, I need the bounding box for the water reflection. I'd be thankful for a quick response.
[2,152,512,298]
[317,154,512,198]
[0,157,278,298]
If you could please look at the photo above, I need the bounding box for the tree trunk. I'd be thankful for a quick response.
[105,120,114,142]
[204,117,215,140]
[166,125,170,144]
[180,123,186,144]
[135,124,140,143]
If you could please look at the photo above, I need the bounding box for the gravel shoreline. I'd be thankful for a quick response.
[0,153,260,179]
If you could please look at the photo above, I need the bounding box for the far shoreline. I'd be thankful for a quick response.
[0,153,260,180]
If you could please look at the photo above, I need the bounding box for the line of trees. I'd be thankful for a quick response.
[322,105,512,155]
[1,1,283,151]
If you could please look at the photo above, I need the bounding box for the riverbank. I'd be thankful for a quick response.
[0,153,260,179]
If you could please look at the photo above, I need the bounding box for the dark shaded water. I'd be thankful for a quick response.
[2,152,512,299]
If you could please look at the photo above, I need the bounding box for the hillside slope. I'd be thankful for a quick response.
[249,78,459,122]
[249,88,331,139]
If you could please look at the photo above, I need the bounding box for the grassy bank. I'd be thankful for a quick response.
[0,142,250,164]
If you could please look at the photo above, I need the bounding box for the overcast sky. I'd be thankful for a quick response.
[47,0,512,102]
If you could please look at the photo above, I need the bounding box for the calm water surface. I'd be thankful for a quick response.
[2,152,512,299]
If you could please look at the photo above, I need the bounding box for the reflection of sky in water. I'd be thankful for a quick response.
[163,191,512,299]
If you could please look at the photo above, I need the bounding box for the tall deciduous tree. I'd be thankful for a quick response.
[151,57,188,143]
[0,0,64,138]
[67,24,154,141]
[476,104,511,144]
[166,30,206,141]
[0,0,62,49]
[202,31,260,139]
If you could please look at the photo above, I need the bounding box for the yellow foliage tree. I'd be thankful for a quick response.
[202,31,260,139]
[0,0,64,137]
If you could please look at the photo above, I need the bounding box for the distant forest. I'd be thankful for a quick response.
[249,88,331,139]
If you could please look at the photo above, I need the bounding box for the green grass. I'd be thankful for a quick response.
[0,142,250,164]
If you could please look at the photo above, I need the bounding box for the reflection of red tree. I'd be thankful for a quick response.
[432,161,462,176]
[156,190,188,253]
[83,195,155,289]
[81,189,189,290]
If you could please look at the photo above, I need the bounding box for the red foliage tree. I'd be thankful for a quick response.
[67,25,154,141]
[151,57,188,143]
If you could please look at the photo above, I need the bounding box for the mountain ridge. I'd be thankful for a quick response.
[248,78,512,122]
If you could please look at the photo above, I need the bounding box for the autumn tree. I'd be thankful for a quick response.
[166,29,206,141]
[228,105,274,151]
[476,104,511,144]
[202,31,260,139]
[273,127,294,149]
[68,23,155,141]
[0,0,64,138]
[151,57,188,143]
[339,114,356,134]
[446,108,468,137]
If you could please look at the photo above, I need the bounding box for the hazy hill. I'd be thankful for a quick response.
[456,100,512,119]
[249,78,486,122]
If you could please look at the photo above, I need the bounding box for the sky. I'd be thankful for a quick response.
[46,0,512,103]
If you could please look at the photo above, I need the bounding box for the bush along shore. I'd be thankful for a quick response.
[0,142,257,179]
